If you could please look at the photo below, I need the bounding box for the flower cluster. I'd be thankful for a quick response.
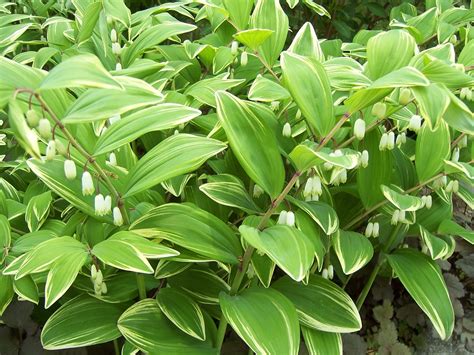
[90,265,107,296]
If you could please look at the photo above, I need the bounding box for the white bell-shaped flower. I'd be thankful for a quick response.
[360,150,369,168]
[94,194,105,216]
[108,152,117,166]
[408,115,422,132]
[353,118,366,140]
[286,211,295,227]
[64,159,76,180]
[277,210,288,225]
[253,184,264,198]
[113,207,124,226]
[365,222,374,237]
[46,140,56,160]
[282,122,292,137]
[372,222,380,237]
[387,132,395,150]
[240,51,248,66]
[110,29,117,43]
[372,102,386,119]
[104,195,112,215]
[81,171,94,196]
[379,133,388,151]
[38,118,52,139]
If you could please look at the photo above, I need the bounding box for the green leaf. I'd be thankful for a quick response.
[418,224,451,260]
[103,0,131,27]
[76,1,102,44]
[156,288,206,341]
[438,219,474,244]
[215,91,284,198]
[357,129,394,208]
[95,104,201,154]
[250,0,289,67]
[13,275,39,304]
[92,240,154,274]
[289,144,360,172]
[332,230,373,274]
[248,74,290,102]
[387,248,454,340]
[301,327,342,355]
[281,51,334,136]
[286,196,339,235]
[0,273,13,316]
[15,236,86,279]
[8,99,40,159]
[199,174,261,214]
[443,90,474,135]
[109,231,179,258]
[124,134,226,197]
[239,225,314,281]
[420,56,474,89]
[168,267,230,304]
[415,120,450,182]
[185,74,244,108]
[41,295,125,350]
[131,203,242,264]
[219,287,300,355]
[0,215,11,264]
[412,83,450,127]
[39,54,122,90]
[121,22,196,67]
[381,185,424,211]
[366,30,417,79]
[233,29,274,51]
[118,299,215,353]
[368,66,429,89]
[62,87,163,123]
[222,0,253,30]
[45,251,88,308]
[25,191,52,232]
[273,275,362,332]
[288,22,324,61]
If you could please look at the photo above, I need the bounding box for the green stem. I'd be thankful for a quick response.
[136,274,147,300]
[355,259,384,311]
[214,113,352,351]
[113,339,120,355]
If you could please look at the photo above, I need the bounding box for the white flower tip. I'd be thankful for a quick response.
[282,122,292,137]
[82,171,94,196]
[286,211,295,227]
[354,119,366,140]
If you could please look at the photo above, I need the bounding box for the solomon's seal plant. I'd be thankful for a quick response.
[0,0,473,353]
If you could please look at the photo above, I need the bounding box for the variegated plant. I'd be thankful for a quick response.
[0,0,473,354]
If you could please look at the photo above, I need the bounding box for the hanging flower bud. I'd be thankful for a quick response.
[113,207,124,226]
[112,42,122,55]
[115,62,122,71]
[310,193,319,201]
[64,159,76,180]
[323,162,333,170]
[282,122,292,137]
[110,28,117,43]
[295,109,302,120]
[372,222,379,237]
[109,114,121,125]
[253,184,264,198]
[391,209,400,225]
[95,194,105,216]
[365,222,374,237]
[379,133,388,151]
[398,210,406,223]
[451,148,460,162]
[240,51,248,66]
[353,118,366,140]
[55,139,67,156]
[90,264,98,280]
[421,195,432,209]
[312,176,322,196]
[339,169,347,184]
[104,195,112,215]
[372,102,386,119]
[360,150,369,168]
[38,118,52,139]
[94,283,102,296]
[46,140,56,160]
[81,171,94,196]
[270,101,280,111]
[387,132,395,150]
[446,180,459,193]
[408,115,422,132]
[26,109,40,127]
[303,178,313,198]
[449,34,457,44]
[458,135,467,148]
[286,211,295,227]
[322,268,329,279]
[101,282,108,294]
[231,41,238,55]
[328,265,334,279]
[399,88,412,105]
[277,210,288,225]
[108,152,117,166]
[95,269,103,286]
